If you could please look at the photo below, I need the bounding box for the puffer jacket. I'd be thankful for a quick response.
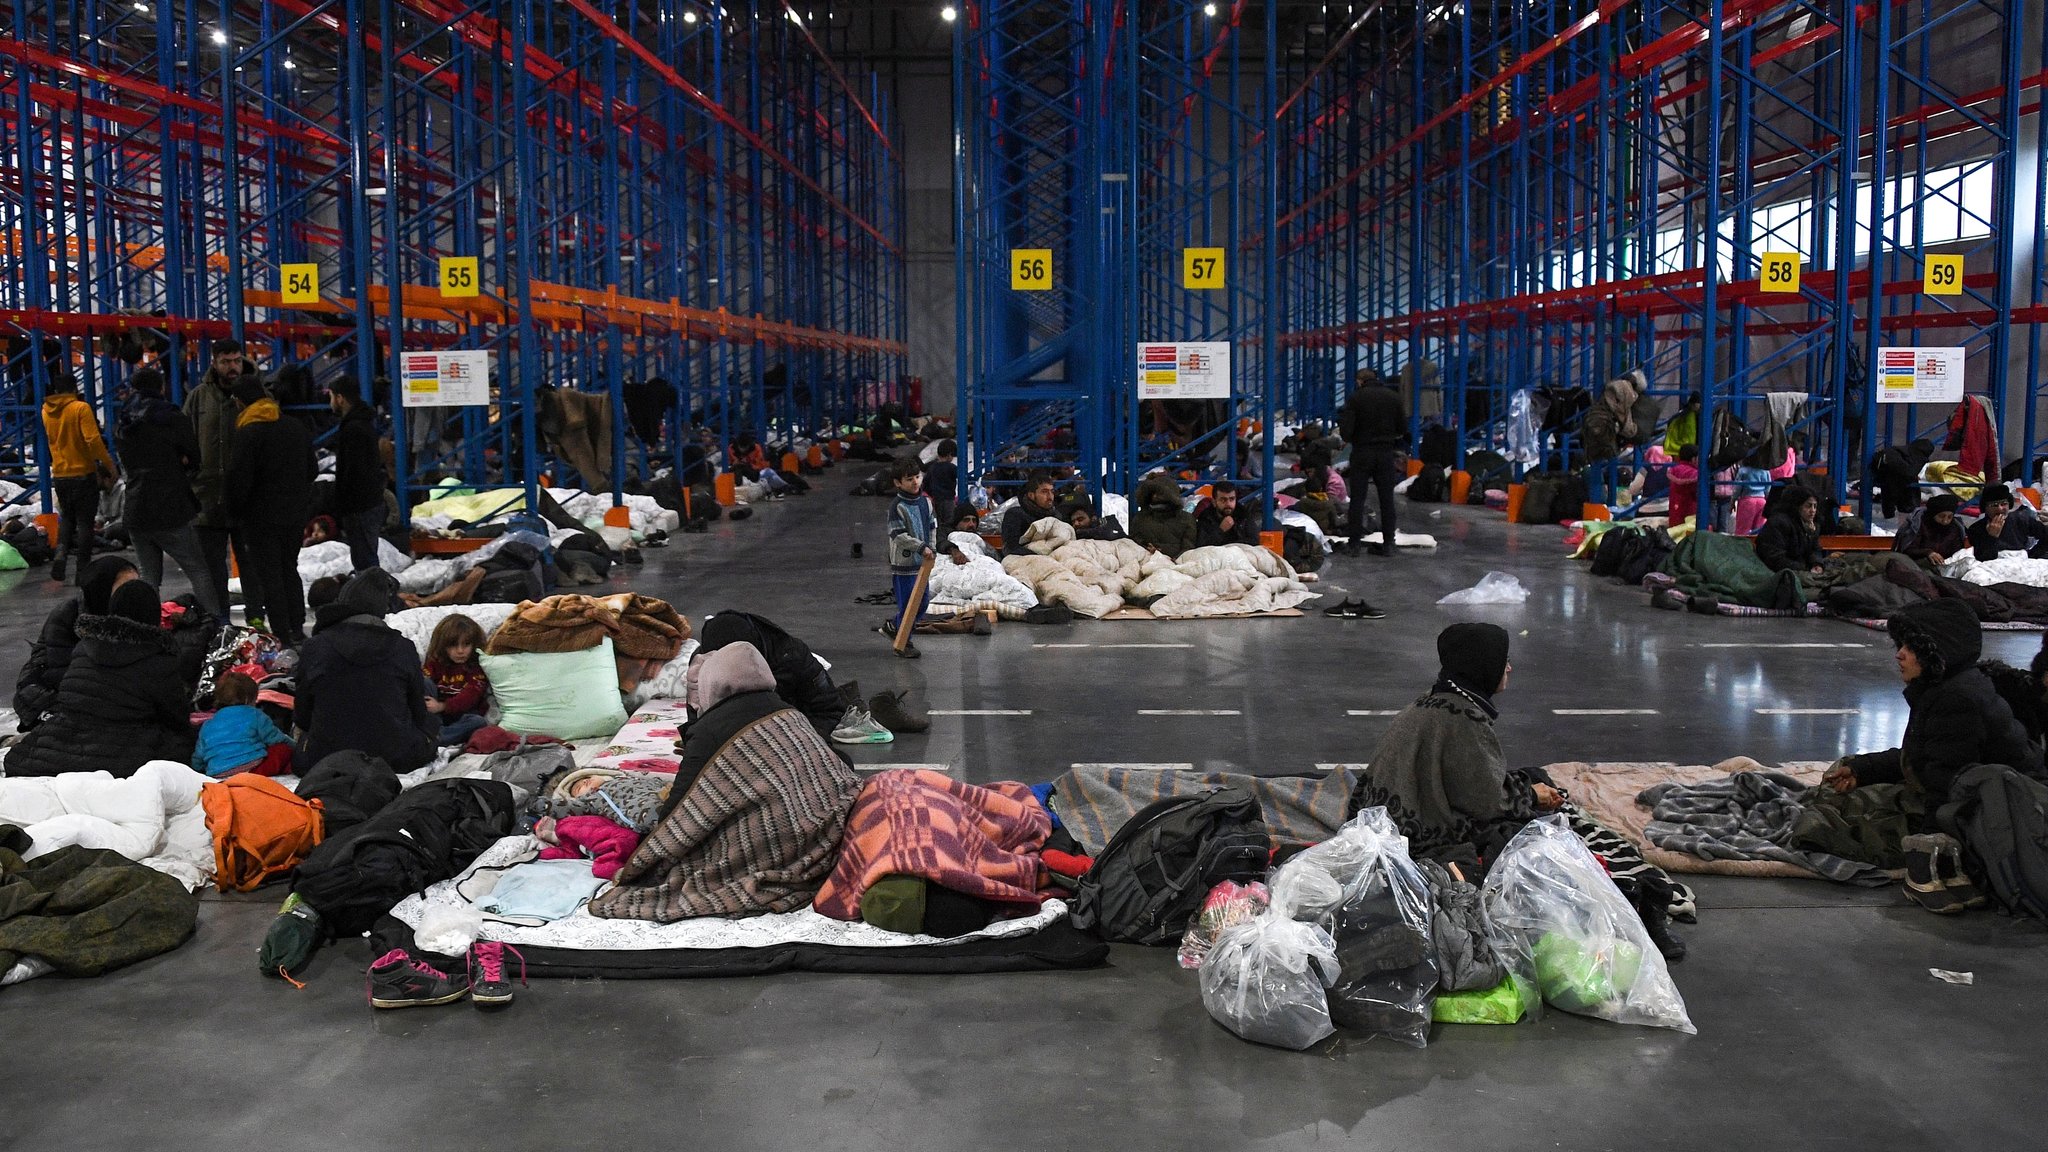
[3,613,196,778]
[12,599,84,732]
[1129,473,1197,558]
[1851,599,2044,799]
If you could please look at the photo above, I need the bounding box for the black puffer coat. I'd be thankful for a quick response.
[4,613,196,778]
[1852,599,2045,798]
[12,599,83,731]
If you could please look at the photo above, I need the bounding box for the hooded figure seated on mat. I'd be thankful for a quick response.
[589,642,863,923]
[1894,493,1966,568]
[696,610,852,740]
[1344,622,1562,874]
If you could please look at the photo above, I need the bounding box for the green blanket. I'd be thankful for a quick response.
[1661,531,1804,608]
[1791,784,1919,871]
[0,843,200,979]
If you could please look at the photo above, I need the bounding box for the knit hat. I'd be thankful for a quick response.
[315,568,399,632]
[129,368,165,397]
[79,556,139,616]
[1437,622,1511,700]
[1927,493,1961,518]
[212,339,243,356]
[1981,484,2014,509]
[107,579,162,627]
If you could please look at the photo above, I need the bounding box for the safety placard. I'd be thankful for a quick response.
[401,349,491,407]
[280,263,320,304]
[1011,249,1053,291]
[1183,247,1225,290]
[1758,252,1800,294]
[1923,254,1963,296]
[440,256,480,298]
[1877,346,1964,405]
[1137,341,1231,400]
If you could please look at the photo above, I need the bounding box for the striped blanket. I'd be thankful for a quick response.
[812,770,1049,921]
[1637,771,1893,886]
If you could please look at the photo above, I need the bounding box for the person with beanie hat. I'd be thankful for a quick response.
[1896,492,1966,568]
[1346,622,1561,873]
[39,372,119,582]
[1966,483,2048,561]
[4,578,197,778]
[10,555,138,732]
[293,569,440,773]
[116,367,223,618]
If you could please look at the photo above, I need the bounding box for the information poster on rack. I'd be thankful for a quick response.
[1137,342,1231,400]
[1876,346,1965,405]
[401,349,491,407]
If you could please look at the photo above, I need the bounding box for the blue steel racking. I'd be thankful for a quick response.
[0,0,905,522]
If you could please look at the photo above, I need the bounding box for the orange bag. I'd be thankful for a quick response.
[201,775,325,892]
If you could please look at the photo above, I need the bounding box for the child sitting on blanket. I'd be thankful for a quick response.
[532,768,670,839]
[423,614,492,747]
[192,672,295,777]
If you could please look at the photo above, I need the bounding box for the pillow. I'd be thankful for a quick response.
[480,638,630,741]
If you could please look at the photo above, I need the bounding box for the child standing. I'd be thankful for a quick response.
[423,614,492,747]
[884,457,957,659]
[193,671,294,777]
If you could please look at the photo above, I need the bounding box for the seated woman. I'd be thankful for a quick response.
[1821,599,2043,913]
[1754,489,1826,574]
[12,556,137,733]
[588,642,862,923]
[294,569,439,773]
[1895,493,1965,568]
[1347,623,1561,873]
[5,580,196,778]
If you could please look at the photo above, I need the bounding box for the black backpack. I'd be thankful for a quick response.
[1069,787,1270,945]
[1408,465,1448,503]
[1589,527,1644,578]
[1419,425,1457,469]
[1938,764,2048,923]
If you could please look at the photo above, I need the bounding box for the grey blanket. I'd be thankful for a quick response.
[1050,766,1360,856]
[1637,772,1892,886]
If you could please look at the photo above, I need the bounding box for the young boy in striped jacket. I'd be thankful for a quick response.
[885,456,961,659]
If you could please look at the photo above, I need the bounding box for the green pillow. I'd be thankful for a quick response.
[480,638,630,741]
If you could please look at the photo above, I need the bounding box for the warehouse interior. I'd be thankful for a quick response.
[2,2,2047,1150]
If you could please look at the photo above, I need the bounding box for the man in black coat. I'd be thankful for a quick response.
[1338,370,1409,556]
[328,380,389,573]
[1194,480,1262,549]
[1000,472,1062,558]
[116,368,224,619]
[294,569,439,773]
[225,379,317,645]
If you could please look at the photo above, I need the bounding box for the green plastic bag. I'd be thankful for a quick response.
[1433,974,1538,1025]
[0,541,24,572]
[1533,931,1643,1016]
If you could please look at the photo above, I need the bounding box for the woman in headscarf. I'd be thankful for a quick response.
[589,642,862,923]
[5,579,195,777]
[1346,623,1561,872]
[11,556,138,732]
[1896,493,1966,568]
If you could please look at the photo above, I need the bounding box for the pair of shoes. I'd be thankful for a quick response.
[768,491,789,502]
[368,942,525,1009]
[1902,833,1987,914]
[869,690,930,734]
[1368,543,1393,557]
[1322,599,1385,620]
[831,705,895,744]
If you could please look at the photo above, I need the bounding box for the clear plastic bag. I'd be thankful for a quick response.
[1436,571,1530,605]
[1268,808,1439,1047]
[1177,880,1271,969]
[1199,915,1339,1050]
[1479,815,1696,1033]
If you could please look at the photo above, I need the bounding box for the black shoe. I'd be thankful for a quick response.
[366,948,469,1009]
[1323,599,1361,617]
[1352,602,1387,620]
[1342,543,1362,558]
[1368,544,1393,557]
[1651,589,1683,611]
[1633,877,1688,961]
[49,556,66,583]
[893,640,921,659]
[869,690,930,733]
[1901,834,1969,914]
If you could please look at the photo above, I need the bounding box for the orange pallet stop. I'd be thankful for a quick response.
[1405,458,1424,478]
[780,451,801,474]
[806,445,825,469]
[714,473,737,506]
[1580,502,1612,522]
[1448,470,1472,505]
[1259,529,1286,559]
[1504,483,1528,522]
[34,512,58,548]
[603,506,633,528]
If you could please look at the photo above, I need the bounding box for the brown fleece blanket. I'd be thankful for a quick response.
[485,595,622,655]
[1543,759,1829,878]
[597,593,690,661]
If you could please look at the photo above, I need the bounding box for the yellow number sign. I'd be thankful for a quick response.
[1183,247,1225,290]
[441,256,480,298]
[280,263,320,304]
[1924,254,1963,296]
[1758,252,1800,294]
[1011,249,1052,291]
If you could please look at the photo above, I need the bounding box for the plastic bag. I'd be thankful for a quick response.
[1480,815,1695,1033]
[1178,880,1270,969]
[1268,808,1439,1047]
[1432,974,1538,1025]
[1199,915,1339,1050]
[1436,571,1529,605]
[0,541,24,572]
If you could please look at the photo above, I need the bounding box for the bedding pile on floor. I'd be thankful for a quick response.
[1637,771,1894,886]
[1001,528,1318,619]
[0,842,200,987]
[927,534,1040,619]
[1049,765,1361,854]
[0,760,216,891]
[1826,551,2048,626]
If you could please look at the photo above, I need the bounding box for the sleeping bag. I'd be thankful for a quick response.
[290,778,517,938]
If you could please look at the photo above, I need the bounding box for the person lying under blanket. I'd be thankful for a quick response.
[531,767,669,839]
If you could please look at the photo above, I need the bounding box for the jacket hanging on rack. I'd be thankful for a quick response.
[1944,394,1999,481]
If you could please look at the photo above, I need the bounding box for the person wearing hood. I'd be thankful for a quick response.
[329,379,389,573]
[116,368,224,619]
[11,556,138,733]
[1966,484,2048,561]
[1754,489,1827,574]
[1129,472,1197,559]
[1347,623,1562,872]
[226,377,317,645]
[1824,599,2043,912]
[1895,493,1966,568]
[5,580,195,778]
[39,373,119,583]
[293,569,439,773]
[185,339,257,613]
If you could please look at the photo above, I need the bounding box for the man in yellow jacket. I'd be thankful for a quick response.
[41,374,120,583]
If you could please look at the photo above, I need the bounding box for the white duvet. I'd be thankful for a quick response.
[1944,553,2048,588]
[1000,537,1318,619]
[0,760,215,891]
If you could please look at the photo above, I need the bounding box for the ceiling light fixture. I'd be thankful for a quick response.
[941,5,957,22]
[683,9,698,21]
[210,28,227,44]
[1203,2,1216,14]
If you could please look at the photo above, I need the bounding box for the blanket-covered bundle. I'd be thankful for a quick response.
[0,761,216,891]
[595,593,690,661]
[1003,539,1315,619]
[927,547,1040,619]
[292,778,518,938]
[812,769,1051,922]
[484,593,690,659]
[1661,530,1804,609]
[1020,516,1077,555]
[590,709,862,923]
[0,843,200,981]
[1149,568,1312,620]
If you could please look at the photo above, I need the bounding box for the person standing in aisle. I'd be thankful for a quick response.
[115,368,225,619]
[40,373,119,584]
[328,381,389,573]
[186,340,255,613]
[1338,368,1408,557]
[225,378,317,646]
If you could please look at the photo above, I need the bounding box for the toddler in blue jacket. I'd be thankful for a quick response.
[194,672,295,777]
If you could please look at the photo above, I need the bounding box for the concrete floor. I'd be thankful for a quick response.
[2,482,2044,1152]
